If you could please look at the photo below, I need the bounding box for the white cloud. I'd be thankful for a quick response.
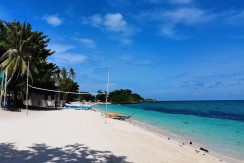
[144,0,193,5]
[84,13,133,36]
[78,38,96,48]
[119,38,132,45]
[89,14,103,26]
[143,0,164,4]
[142,7,215,39]
[229,10,244,25]
[148,0,160,3]
[160,25,184,39]
[43,15,62,27]
[120,55,133,62]
[134,59,157,65]
[48,43,74,53]
[104,13,128,33]
[162,8,215,25]
[49,53,87,65]
[119,54,158,66]
[83,13,136,45]
[169,0,193,4]
[48,43,87,66]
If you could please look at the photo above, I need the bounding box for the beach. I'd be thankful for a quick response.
[0,109,229,163]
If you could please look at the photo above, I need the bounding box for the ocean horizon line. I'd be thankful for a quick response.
[153,99,244,102]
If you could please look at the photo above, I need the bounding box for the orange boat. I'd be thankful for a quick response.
[105,113,122,118]
[105,113,134,121]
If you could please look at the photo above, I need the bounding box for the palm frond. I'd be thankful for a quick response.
[6,57,17,72]
[0,49,17,61]
[0,57,13,70]
[20,60,27,77]
[6,57,19,86]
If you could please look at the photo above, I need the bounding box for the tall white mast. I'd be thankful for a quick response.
[105,68,110,124]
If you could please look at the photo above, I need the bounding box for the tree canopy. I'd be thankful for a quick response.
[0,20,76,104]
[0,20,148,106]
[109,89,144,104]
[0,20,58,102]
[54,67,79,103]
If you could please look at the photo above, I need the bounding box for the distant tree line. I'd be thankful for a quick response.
[108,89,144,104]
[76,89,144,104]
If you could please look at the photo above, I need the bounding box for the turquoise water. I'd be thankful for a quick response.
[95,101,244,160]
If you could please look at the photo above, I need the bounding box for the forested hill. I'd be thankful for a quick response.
[108,89,144,104]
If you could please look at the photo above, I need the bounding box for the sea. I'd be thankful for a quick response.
[94,100,244,161]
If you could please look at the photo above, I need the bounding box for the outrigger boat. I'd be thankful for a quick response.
[112,113,134,120]
[64,102,93,110]
[105,113,134,121]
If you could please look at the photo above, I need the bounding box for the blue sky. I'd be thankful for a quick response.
[1,0,244,100]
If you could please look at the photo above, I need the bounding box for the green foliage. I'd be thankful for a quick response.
[69,68,75,80]
[0,20,83,106]
[54,67,79,103]
[79,93,95,102]
[0,21,8,56]
[109,89,144,104]
[96,90,106,102]
[0,20,149,106]
[0,21,38,84]
[0,20,56,103]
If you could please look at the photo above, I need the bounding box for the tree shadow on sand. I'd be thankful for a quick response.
[0,143,130,163]
[25,105,63,111]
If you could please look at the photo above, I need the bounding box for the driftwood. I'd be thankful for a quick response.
[200,147,209,153]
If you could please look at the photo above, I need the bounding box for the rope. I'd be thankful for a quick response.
[28,84,103,95]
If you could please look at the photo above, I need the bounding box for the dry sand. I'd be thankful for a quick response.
[0,109,226,163]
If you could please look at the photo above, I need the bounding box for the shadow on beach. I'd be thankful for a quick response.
[0,143,130,163]
[2,105,63,112]
[25,105,63,111]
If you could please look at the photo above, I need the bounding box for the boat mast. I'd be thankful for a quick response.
[105,68,110,124]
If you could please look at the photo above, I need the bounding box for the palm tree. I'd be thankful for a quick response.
[0,21,38,87]
[69,68,75,81]
[60,67,67,78]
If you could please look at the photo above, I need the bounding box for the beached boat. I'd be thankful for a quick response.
[64,102,93,110]
[105,113,134,121]
[112,113,134,120]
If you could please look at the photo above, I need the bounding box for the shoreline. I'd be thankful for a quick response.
[129,119,243,163]
[94,102,244,163]
[95,107,243,163]
[0,108,241,163]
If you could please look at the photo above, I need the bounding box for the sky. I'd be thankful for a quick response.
[1,0,244,100]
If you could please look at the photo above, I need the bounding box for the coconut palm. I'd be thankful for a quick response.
[69,68,75,81]
[0,21,38,87]
[60,67,67,78]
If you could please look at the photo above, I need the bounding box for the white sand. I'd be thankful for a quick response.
[0,109,229,163]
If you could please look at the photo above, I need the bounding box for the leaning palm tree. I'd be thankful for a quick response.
[0,21,38,88]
